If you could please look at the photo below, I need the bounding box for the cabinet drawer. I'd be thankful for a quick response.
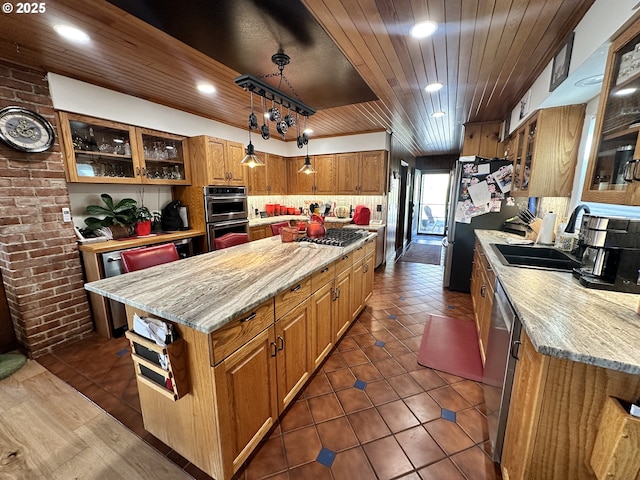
[365,238,375,257]
[275,277,311,320]
[335,252,353,275]
[209,300,274,365]
[312,263,335,291]
[352,243,366,263]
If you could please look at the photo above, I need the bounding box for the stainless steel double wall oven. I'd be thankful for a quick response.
[204,185,249,250]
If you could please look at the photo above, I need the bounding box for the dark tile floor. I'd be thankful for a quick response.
[38,236,501,480]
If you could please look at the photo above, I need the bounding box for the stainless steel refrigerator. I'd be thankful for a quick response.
[443,156,520,292]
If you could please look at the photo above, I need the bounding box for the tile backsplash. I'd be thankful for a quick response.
[248,195,387,222]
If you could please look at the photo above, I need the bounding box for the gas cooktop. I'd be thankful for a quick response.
[296,228,368,247]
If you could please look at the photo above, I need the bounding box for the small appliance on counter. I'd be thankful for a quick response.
[352,205,371,225]
[573,214,640,293]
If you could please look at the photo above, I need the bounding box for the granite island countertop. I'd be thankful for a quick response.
[84,233,375,334]
[476,230,640,374]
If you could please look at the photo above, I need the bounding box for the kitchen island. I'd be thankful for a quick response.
[84,233,377,480]
[476,230,640,480]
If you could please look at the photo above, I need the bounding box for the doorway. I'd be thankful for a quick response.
[417,173,450,236]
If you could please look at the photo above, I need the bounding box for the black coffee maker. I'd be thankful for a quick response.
[573,215,640,293]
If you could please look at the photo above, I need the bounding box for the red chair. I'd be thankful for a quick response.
[270,221,290,236]
[121,243,179,273]
[214,232,249,250]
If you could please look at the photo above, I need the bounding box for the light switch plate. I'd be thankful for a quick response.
[62,207,72,222]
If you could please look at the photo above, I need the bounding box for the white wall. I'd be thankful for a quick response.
[508,0,640,133]
[48,73,388,156]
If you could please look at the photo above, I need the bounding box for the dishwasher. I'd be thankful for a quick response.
[482,279,522,464]
[100,238,192,336]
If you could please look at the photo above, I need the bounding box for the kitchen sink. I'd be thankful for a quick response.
[490,243,581,271]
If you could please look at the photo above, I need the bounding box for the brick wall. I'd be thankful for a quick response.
[0,59,93,357]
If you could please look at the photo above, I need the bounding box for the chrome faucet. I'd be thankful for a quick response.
[564,204,590,233]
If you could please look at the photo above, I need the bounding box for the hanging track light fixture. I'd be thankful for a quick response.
[234,50,315,148]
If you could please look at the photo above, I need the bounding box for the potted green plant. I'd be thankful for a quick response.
[84,194,137,238]
[133,205,153,236]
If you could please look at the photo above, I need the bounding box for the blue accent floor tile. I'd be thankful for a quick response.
[316,447,336,467]
[116,348,129,357]
[442,408,456,422]
[388,314,397,319]
[398,296,406,300]
[354,379,367,390]
[374,340,385,347]
[447,305,456,309]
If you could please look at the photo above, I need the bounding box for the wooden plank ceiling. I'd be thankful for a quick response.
[0,0,594,157]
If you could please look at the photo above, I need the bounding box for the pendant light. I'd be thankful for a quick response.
[240,137,263,168]
[240,92,264,168]
[298,141,315,175]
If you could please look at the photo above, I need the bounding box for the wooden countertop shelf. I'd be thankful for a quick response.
[125,330,189,401]
[78,229,205,254]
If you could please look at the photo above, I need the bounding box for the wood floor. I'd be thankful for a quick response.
[0,360,190,480]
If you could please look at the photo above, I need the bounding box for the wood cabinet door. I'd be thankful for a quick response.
[214,326,278,474]
[462,122,502,158]
[313,154,336,194]
[288,156,314,194]
[359,151,387,194]
[351,260,365,321]
[247,151,268,195]
[470,250,482,333]
[249,226,268,241]
[310,281,335,370]
[501,331,548,480]
[275,298,312,413]
[478,269,493,362]
[266,154,287,194]
[363,253,375,303]
[336,152,360,194]
[206,137,228,185]
[528,106,585,197]
[226,141,247,186]
[333,268,353,342]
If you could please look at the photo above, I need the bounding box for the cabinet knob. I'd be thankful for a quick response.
[277,335,285,351]
[271,342,278,357]
[135,167,140,176]
[480,285,486,297]
[290,284,302,292]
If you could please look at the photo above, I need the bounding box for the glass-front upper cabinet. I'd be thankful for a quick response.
[512,115,537,196]
[59,113,139,183]
[58,112,190,185]
[137,129,190,185]
[583,17,640,205]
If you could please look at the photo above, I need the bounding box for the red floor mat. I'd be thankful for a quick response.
[417,314,484,382]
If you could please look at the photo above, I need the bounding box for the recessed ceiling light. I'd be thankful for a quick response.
[197,83,216,94]
[410,21,437,39]
[431,111,446,118]
[575,74,604,87]
[615,87,637,96]
[303,128,313,135]
[53,24,90,44]
[425,82,443,92]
